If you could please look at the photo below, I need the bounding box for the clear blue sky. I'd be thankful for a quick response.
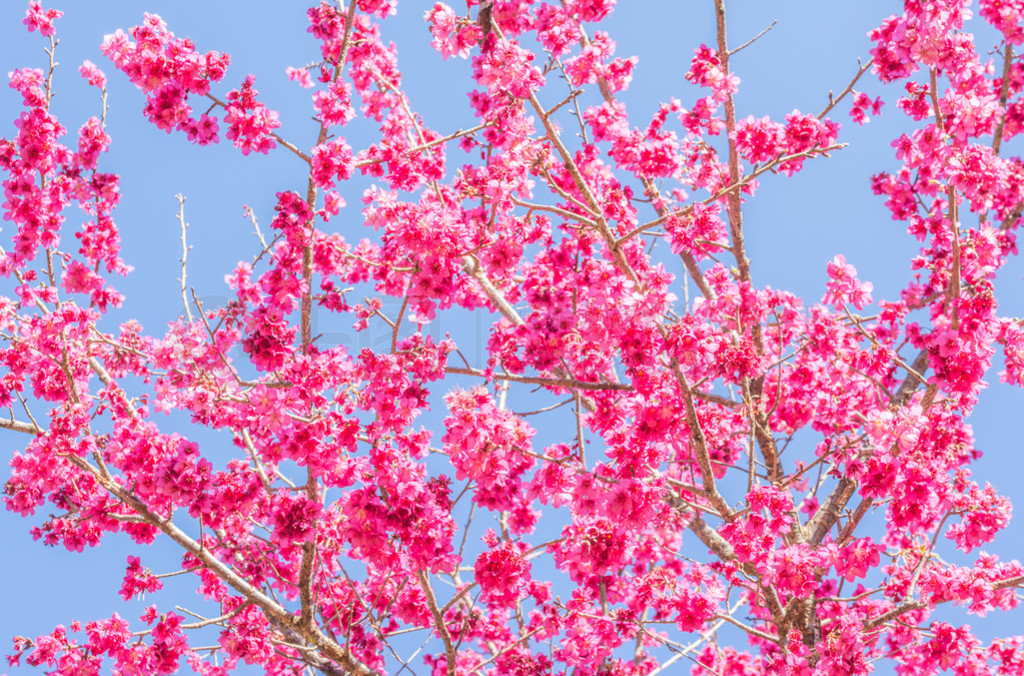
[1,1,1023,674]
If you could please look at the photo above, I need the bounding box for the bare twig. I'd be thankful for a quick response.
[174,194,193,323]
[728,20,777,57]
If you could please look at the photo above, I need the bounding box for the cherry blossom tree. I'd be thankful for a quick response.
[3,0,1024,673]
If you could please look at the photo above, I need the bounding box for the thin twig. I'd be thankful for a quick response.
[818,57,875,119]
[445,366,632,391]
[728,20,777,56]
[175,195,193,323]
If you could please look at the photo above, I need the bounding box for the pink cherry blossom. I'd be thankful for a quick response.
[78,60,106,88]
[23,0,61,37]
[1,1,1023,674]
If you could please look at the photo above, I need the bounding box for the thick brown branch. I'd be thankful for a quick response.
[994,45,1015,156]
[671,361,733,518]
[418,572,457,676]
[866,573,1024,632]
[462,255,523,325]
[688,515,737,561]
[864,600,928,630]
[0,417,41,435]
[687,514,788,641]
[805,477,858,546]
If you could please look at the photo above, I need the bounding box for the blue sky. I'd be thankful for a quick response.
[1,1,1023,673]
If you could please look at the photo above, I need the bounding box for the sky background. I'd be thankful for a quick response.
[1,1,1024,674]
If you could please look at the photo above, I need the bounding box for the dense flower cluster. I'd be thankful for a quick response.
[100,13,230,140]
[22,0,60,36]
[474,530,532,606]
[443,387,535,505]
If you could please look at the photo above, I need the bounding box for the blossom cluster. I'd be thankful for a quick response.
[100,13,230,141]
